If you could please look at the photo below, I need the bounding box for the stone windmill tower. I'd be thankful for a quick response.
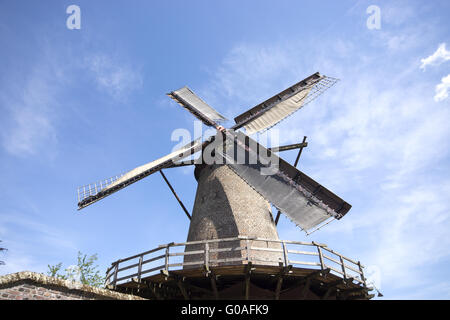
[77,72,375,300]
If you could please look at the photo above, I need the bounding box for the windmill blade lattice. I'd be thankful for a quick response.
[215,131,351,232]
[167,86,227,127]
[77,138,205,209]
[233,72,339,135]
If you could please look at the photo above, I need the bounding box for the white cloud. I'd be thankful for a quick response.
[85,54,143,101]
[420,43,450,70]
[204,36,450,298]
[1,63,59,157]
[0,49,143,157]
[434,74,450,102]
[200,44,296,119]
[383,2,416,26]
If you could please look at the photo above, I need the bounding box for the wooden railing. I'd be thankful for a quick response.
[105,236,367,288]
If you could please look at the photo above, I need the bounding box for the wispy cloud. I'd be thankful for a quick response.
[0,48,143,157]
[420,43,450,70]
[434,74,450,102]
[203,21,450,297]
[200,44,296,119]
[0,61,60,157]
[0,212,79,276]
[84,53,143,101]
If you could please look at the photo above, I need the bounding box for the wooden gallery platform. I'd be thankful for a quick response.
[112,264,373,300]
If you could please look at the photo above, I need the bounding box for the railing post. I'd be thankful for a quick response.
[358,261,367,286]
[137,255,143,283]
[105,270,110,287]
[165,244,170,272]
[205,242,209,269]
[282,241,289,267]
[246,238,251,264]
[317,245,325,270]
[339,255,347,279]
[113,262,119,290]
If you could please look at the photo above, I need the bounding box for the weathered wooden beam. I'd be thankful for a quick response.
[338,286,369,300]
[202,265,219,299]
[176,278,189,300]
[159,170,191,220]
[162,269,215,299]
[293,136,308,167]
[280,268,330,295]
[275,136,307,225]
[323,286,339,300]
[159,270,189,300]
[183,281,214,295]
[300,278,312,299]
[275,277,283,300]
[244,262,253,300]
[268,141,308,153]
[347,293,375,300]
[307,268,330,280]
[141,279,163,300]
[273,265,292,300]
[272,265,292,282]
[324,278,346,289]
[321,278,347,300]
[274,210,282,225]
[208,269,219,300]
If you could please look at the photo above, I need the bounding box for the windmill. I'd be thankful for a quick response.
[77,72,374,300]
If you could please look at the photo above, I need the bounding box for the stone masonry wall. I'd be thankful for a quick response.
[184,164,283,268]
[1,280,101,300]
[0,272,146,300]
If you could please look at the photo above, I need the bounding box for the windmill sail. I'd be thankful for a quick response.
[217,131,351,231]
[233,73,339,134]
[77,139,205,210]
[168,86,227,127]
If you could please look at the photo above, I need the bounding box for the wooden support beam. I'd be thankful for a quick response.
[209,271,219,300]
[131,277,142,292]
[275,277,283,300]
[185,283,214,296]
[273,265,292,300]
[338,286,369,300]
[347,293,375,300]
[244,262,253,300]
[161,270,215,299]
[321,278,349,300]
[280,268,330,295]
[322,286,337,300]
[293,136,308,167]
[176,278,189,300]
[159,270,189,300]
[275,136,307,225]
[159,170,191,220]
[324,278,346,289]
[300,278,311,299]
[203,265,219,300]
[268,141,308,153]
[141,279,163,300]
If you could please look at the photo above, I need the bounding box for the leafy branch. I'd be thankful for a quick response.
[47,251,105,287]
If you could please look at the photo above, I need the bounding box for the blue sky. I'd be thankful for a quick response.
[1,0,449,299]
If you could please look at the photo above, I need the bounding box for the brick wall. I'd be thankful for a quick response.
[0,271,146,300]
[1,280,109,300]
[185,164,282,267]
